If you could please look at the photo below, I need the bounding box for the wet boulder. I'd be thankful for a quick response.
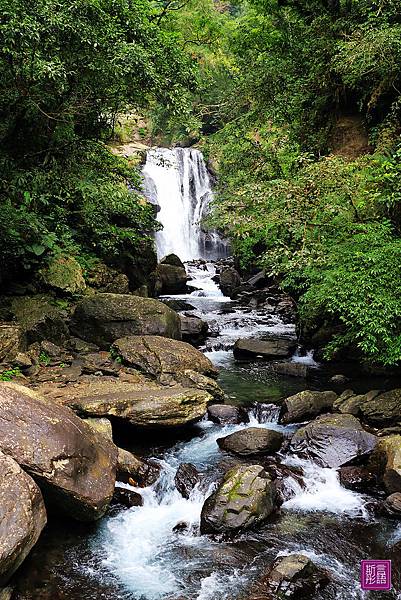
[338,466,377,492]
[333,389,381,417]
[200,464,276,534]
[70,293,181,348]
[0,382,117,521]
[219,267,241,297]
[383,493,401,517]
[179,314,209,345]
[371,435,401,493]
[112,487,143,508]
[359,388,401,427]
[60,380,212,428]
[153,263,188,295]
[280,390,337,424]
[0,452,47,585]
[249,554,329,599]
[290,413,377,468]
[207,404,248,425]
[217,427,283,456]
[233,337,297,360]
[117,448,160,487]
[160,254,185,268]
[175,463,201,499]
[112,335,218,381]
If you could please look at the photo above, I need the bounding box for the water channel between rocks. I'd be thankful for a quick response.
[12,261,401,600]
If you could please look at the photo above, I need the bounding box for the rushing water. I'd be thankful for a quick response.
[142,148,229,260]
[12,150,401,599]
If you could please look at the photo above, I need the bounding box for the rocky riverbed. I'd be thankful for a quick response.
[0,257,401,599]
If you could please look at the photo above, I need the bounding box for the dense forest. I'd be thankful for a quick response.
[1,0,401,367]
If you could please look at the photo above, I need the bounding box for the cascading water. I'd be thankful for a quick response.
[142,147,229,261]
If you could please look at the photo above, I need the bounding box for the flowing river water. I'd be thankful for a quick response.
[12,149,401,599]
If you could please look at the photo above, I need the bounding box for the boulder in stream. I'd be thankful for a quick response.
[112,487,143,509]
[0,452,47,585]
[290,413,377,468]
[233,337,297,360]
[70,293,181,348]
[0,382,117,521]
[370,435,401,493]
[179,313,209,345]
[280,390,337,424]
[249,554,329,599]
[338,466,377,491]
[383,493,401,517]
[175,463,201,499]
[217,427,283,456]
[153,263,188,295]
[219,267,241,297]
[359,388,401,427]
[200,464,276,534]
[207,403,248,425]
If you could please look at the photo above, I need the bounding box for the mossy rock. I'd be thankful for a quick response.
[39,256,86,295]
[11,296,69,345]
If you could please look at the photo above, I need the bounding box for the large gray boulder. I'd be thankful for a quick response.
[280,390,337,424]
[217,427,283,456]
[0,383,117,521]
[233,337,297,360]
[359,389,401,427]
[0,452,47,585]
[219,267,241,297]
[70,293,181,348]
[290,413,377,468]
[200,464,276,534]
[56,380,212,428]
[207,404,248,425]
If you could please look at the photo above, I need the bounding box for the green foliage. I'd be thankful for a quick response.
[0,367,22,381]
[39,351,50,366]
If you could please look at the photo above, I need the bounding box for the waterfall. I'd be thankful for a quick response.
[142,147,229,261]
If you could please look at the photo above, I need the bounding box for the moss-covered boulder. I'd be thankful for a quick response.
[11,296,68,345]
[290,413,377,468]
[200,464,276,534]
[39,255,86,295]
[0,323,23,364]
[280,390,337,424]
[0,452,47,585]
[70,293,181,348]
[359,389,401,427]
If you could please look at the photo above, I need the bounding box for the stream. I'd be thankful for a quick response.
[12,149,401,599]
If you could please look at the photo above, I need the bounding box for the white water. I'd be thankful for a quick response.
[142,148,229,261]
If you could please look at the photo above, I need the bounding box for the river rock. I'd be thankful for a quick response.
[333,389,381,417]
[371,435,401,493]
[11,296,69,345]
[269,361,311,378]
[0,323,23,364]
[249,554,329,599]
[280,390,337,424]
[112,487,143,508]
[153,263,188,295]
[175,370,225,402]
[117,448,160,486]
[59,380,212,428]
[179,314,208,345]
[219,267,241,297]
[338,466,376,491]
[70,293,181,348]
[200,464,276,534]
[207,404,248,425]
[112,335,218,380]
[84,417,113,441]
[383,493,401,517]
[359,388,401,427]
[0,382,117,521]
[175,463,200,499]
[330,374,349,384]
[217,427,283,456]
[0,452,47,585]
[233,337,297,360]
[290,413,377,468]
